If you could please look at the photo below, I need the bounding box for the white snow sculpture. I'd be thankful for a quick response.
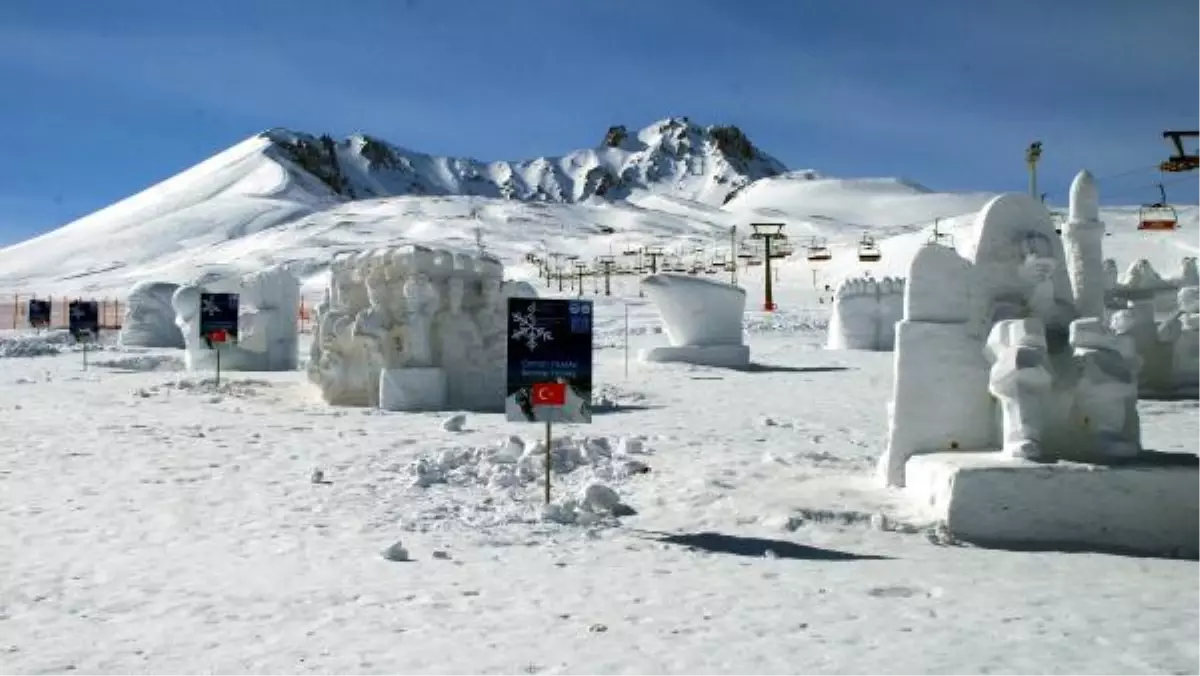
[307,245,524,412]
[1164,286,1200,396]
[881,171,1144,487]
[1110,257,1199,313]
[638,272,749,368]
[1060,171,1107,319]
[119,281,184,348]
[825,275,906,351]
[172,265,300,372]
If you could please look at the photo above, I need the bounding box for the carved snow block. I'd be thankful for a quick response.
[905,452,1199,558]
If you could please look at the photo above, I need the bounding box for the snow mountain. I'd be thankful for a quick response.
[0,116,1194,297]
[265,116,785,206]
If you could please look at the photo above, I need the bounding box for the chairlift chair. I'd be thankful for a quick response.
[857,234,882,263]
[806,237,832,262]
[928,218,955,248]
[746,256,764,267]
[1137,184,1179,231]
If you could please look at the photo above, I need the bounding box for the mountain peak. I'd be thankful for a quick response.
[258,117,785,206]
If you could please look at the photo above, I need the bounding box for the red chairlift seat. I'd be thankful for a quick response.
[1138,203,1179,231]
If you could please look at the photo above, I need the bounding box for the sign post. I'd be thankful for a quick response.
[28,298,51,333]
[199,292,240,386]
[506,298,594,504]
[68,300,99,370]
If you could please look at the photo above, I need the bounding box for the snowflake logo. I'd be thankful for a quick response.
[201,296,223,316]
[510,303,554,351]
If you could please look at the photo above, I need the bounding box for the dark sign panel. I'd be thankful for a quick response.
[27,299,51,328]
[505,298,593,423]
[199,292,239,348]
[68,300,99,342]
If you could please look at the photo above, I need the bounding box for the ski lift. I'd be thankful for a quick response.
[1137,184,1179,231]
[806,237,832,262]
[928,218,955,248]
[746,256,764,267]
[768,243,791,259]
[857,234,882,263]
[736,244,756,260]
[621,240,639,256]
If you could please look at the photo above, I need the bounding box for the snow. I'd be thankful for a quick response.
[308,247,509,411]
[825,275,905,351]
[0,122,1197,673]
[118,281,183,349]
[1,324,1196,674]
[905,451,1198,557]
[173,265,300,372]
[638,273,750,368]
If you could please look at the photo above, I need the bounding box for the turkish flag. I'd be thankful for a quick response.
[532,382,567,406]
[208,329,228,344]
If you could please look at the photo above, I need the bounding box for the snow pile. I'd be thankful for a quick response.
[89,354,185,372]
[0,330,76,358]
[406,433,652,528]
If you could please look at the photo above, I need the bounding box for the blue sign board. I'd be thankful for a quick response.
[27,299,51,328]
[68,300,99,342]
[505,297,593,423]
[199,292,239,348]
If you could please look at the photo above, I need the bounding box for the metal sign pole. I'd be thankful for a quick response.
[544,420,553,504]
[624,303,630,379]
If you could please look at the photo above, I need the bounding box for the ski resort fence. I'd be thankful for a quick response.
[0,293,325,334]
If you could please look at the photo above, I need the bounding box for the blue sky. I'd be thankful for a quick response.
[0,0,1196,245]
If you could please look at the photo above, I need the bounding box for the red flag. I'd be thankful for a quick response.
[532,382,567,406]
[208,329,228,344]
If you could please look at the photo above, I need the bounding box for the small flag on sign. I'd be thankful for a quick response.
[208,329,228,344]
[532,382,567,407]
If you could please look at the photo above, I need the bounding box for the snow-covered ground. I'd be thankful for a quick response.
[1,279,1196,674]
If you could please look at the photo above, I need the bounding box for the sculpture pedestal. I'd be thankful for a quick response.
[904,452,1199,557]
[379,367,448,412]
[639,344,750,368]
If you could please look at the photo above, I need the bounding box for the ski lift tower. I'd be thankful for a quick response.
[1025,141,1043,199]
[750,222,787,311]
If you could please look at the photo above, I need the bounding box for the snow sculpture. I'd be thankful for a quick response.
[1069,317,1141,458]
[1165,286,1200,395]
[1111,257,1199,313]
[307,245,523,412]
[880,171,1144,487]
[984,318,1054,461]
[172,265,300,372]
[638,272,749,368]
[1060,171,1107,319]
[119,281,184,348]
[825,275,906,351]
